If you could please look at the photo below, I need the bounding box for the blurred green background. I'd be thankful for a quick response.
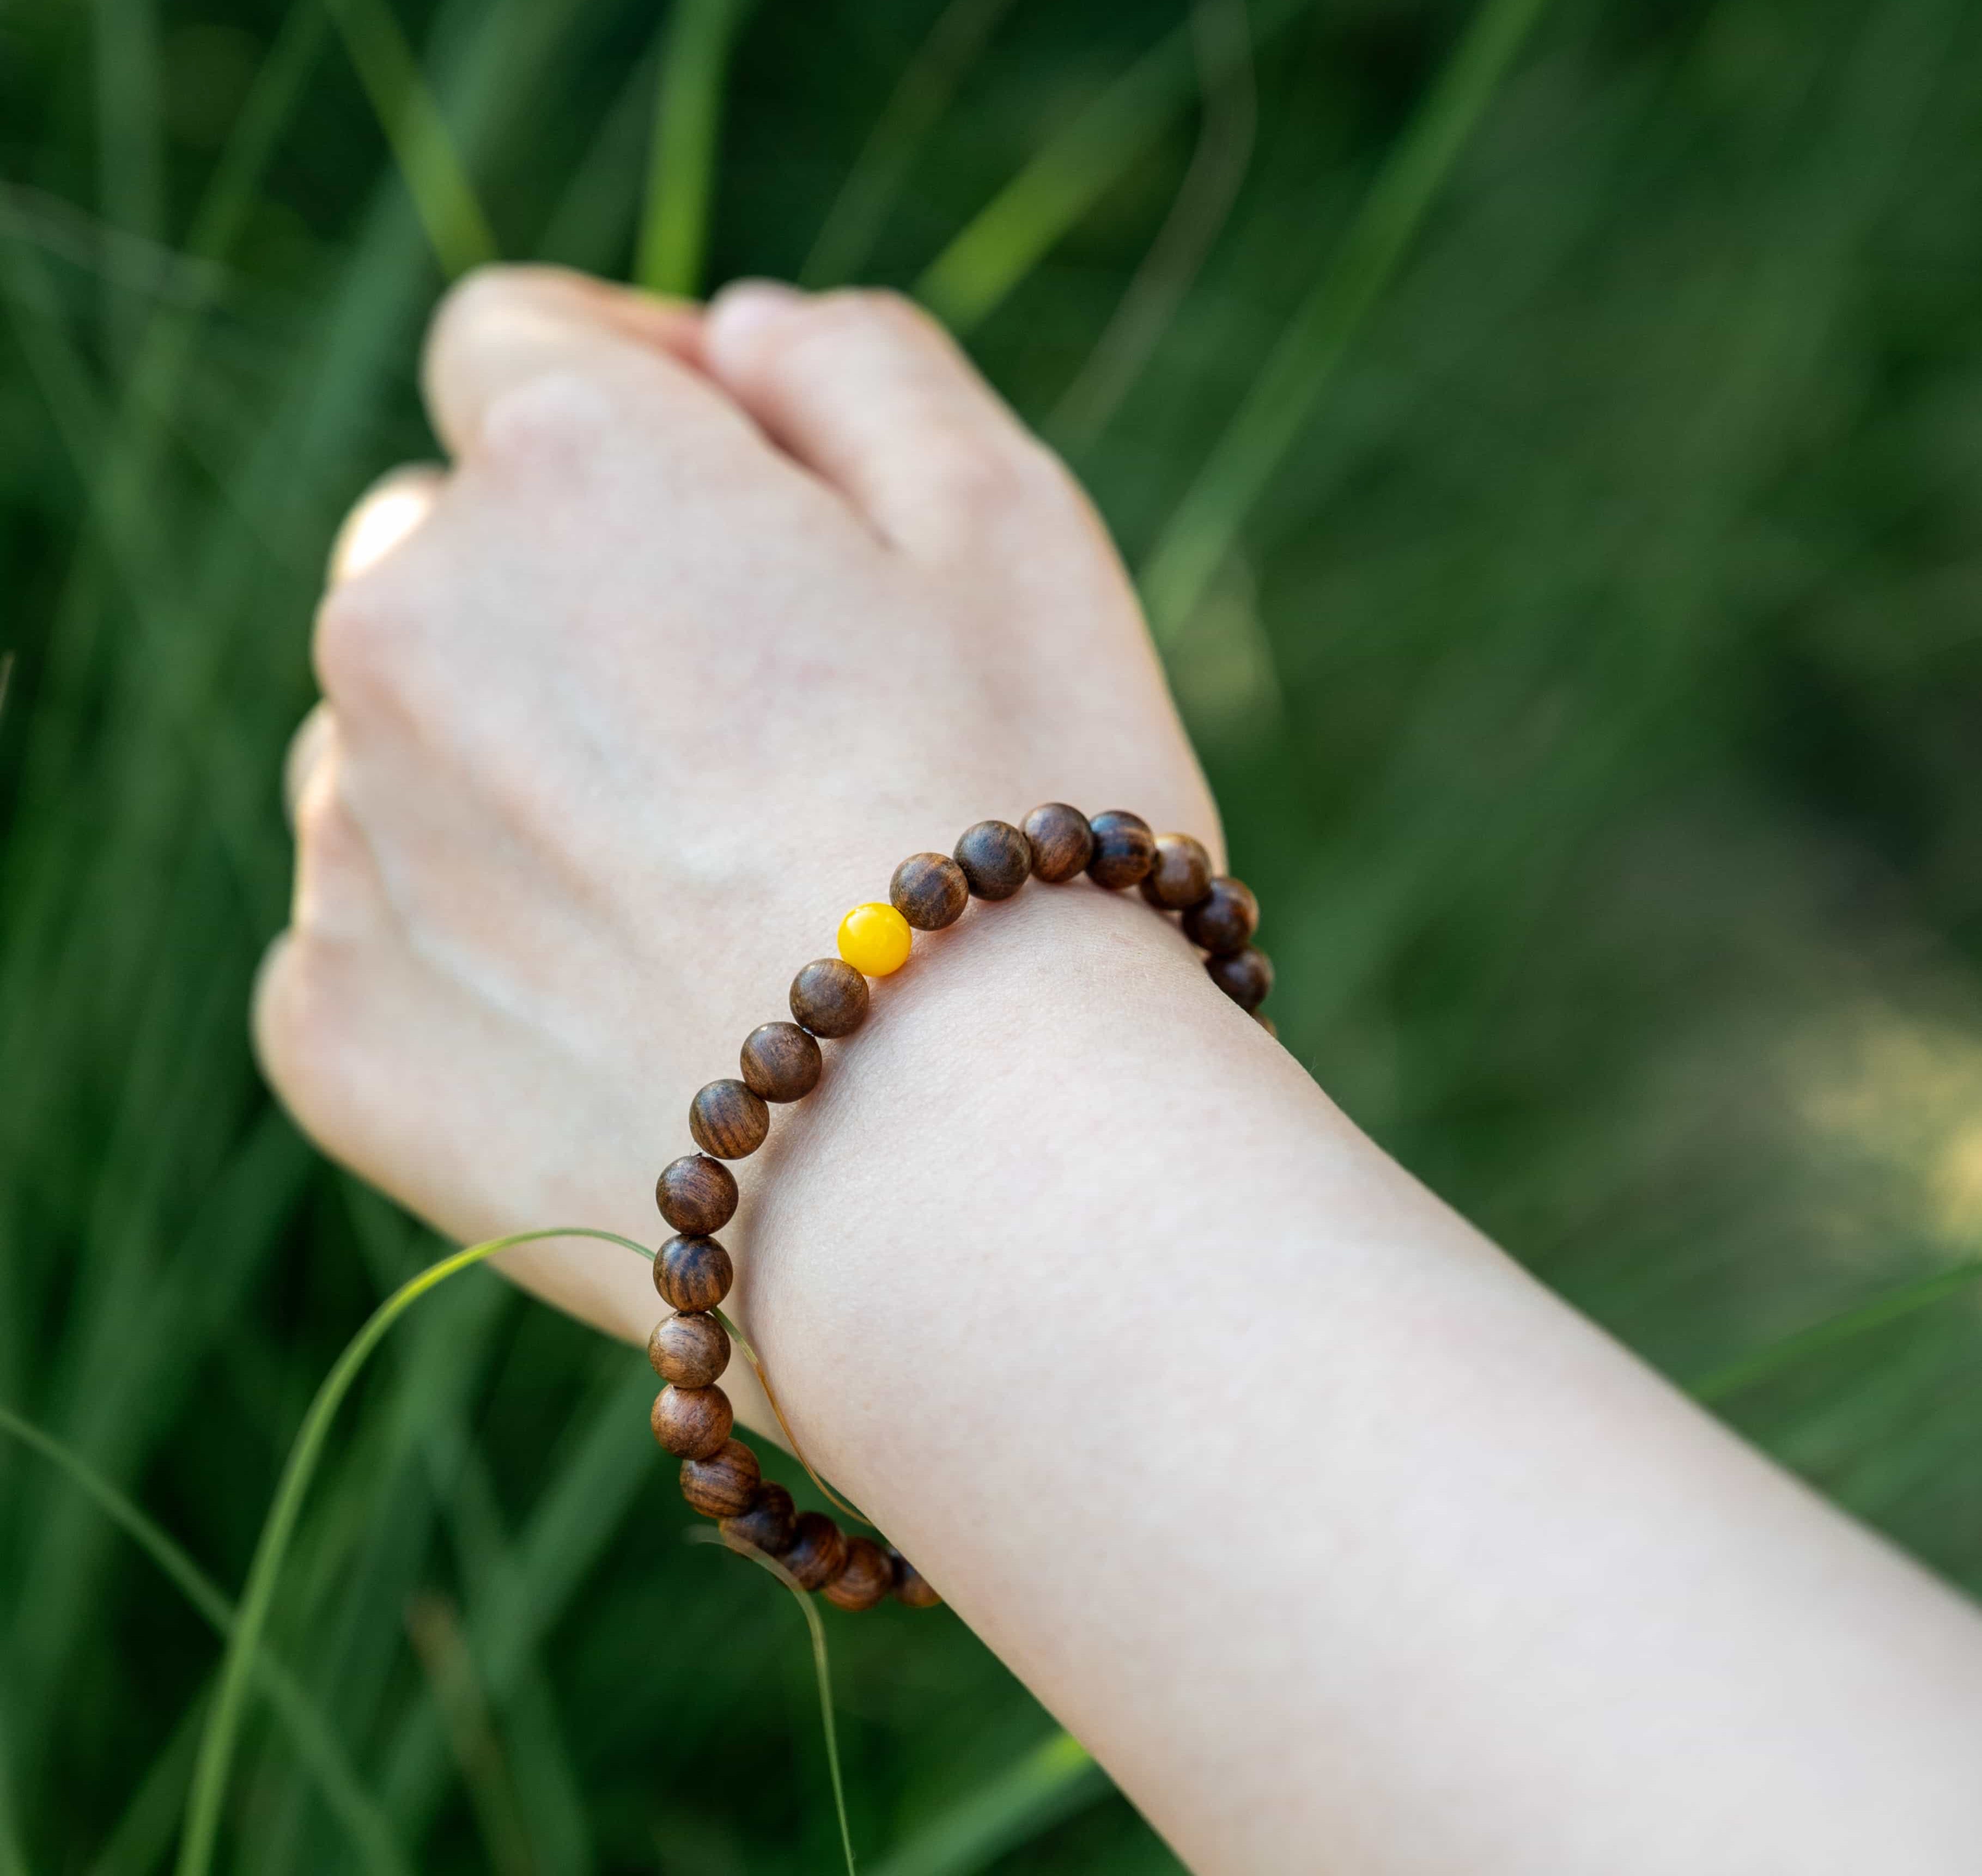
[4,0,1981,1869]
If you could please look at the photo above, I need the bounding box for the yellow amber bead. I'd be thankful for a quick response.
[837,902,913,977]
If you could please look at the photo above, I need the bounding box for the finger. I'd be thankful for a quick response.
[421,264,721,462]
[283,701,335,831]
[327,462,447,584]
[700,282,1062,555]
[288,725,396,944]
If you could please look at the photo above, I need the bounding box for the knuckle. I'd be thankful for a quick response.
[423,263,530,377]
[825,284,911,325]
[763,288,920,375]
[328,463,442,584]
[312,575,432,722]
[843,286,934,338]
[251,929,332,1105]
[290,779,388,945]
[252,931,375,1161]
[921,424,1047,516]
[312,579,394,709]
[478,367,618,473]
[289,756,355,860]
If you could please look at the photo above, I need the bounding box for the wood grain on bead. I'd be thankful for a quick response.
[650,1384,733,1459]
[648,1311,729,1388]
[1140,832,1213,911]
[720,1481,797,1557]
[789,958,869,1037]
[690,1079,770,1159]
[655,1154,738,1236]
[654,1233,733,1312]
[1086,809,1156,888]
[1181,876,1259,957]
[890,852,970,930]
[890,1551,942,1609]
[680,1439,761,1519]
[953,820,1032,900]
[823,1536,892,1612]
[781,1510,848,1591]
[740,1021,822,1102]
[1022,802,1093,883]
[1207,945,1274,1012]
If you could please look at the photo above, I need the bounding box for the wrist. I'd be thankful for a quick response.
[725,871,1291,1489]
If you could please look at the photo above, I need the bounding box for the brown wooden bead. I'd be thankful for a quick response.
[1181,876,1259,957]
[823,1536,892,1612]
[740,1021,822,1103]
[720,1481,797,1557]
[654,1233,733,1312]
[680,1438,760,1519]
[889,1550,943,1609]
[781,1510,848,1591]
[690,1079,770,1159]
[648,1311,729,1388]
[1086,809,1156,888]
[1207,945,1274,1012]
[655,1154,738,1235]
[1139,833,1213,911]
[651,1384,733,1459]
[953,820,1032,900]
[890,852,970,930]
[1022,802,1093,883]
[790,958,869,1038]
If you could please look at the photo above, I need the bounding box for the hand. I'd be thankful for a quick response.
[256,265,1216,1346]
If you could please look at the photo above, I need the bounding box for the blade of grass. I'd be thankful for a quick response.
[9,1110,311,1741]
[174,1226,651,1876]
[915,0,1309,333]
[1,1402,234,1630]
[379,1358,654,1831]
[1050,0,1257,448]
[0,184,227,306]
[0,230,114,497]
[245,1259,516,1876]
[404,1593,538,1876]
[90,0,166,363]
[636,0,751,295]
[328,0,499,278]
[1140,0,1552,636]
[0,1402,414,1876]
[536,26,667,270]
[339,1195,598,1873]
[86,1691,208,1876]
[686,1527,856,1876]
[800,0,1020,288]
[423,1449,598,1870]
[0,1714,25,1876]
[1690,1259,1982,1405]
[870,1732,1103,1876]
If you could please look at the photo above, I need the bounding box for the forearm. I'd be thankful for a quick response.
[733,882,1982,1874]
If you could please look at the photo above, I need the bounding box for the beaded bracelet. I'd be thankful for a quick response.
[646,803,1272,1612]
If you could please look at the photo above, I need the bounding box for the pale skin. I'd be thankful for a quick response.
[257,266,1982,1873]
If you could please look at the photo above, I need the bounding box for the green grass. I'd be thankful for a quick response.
[5,0,1982,1871]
